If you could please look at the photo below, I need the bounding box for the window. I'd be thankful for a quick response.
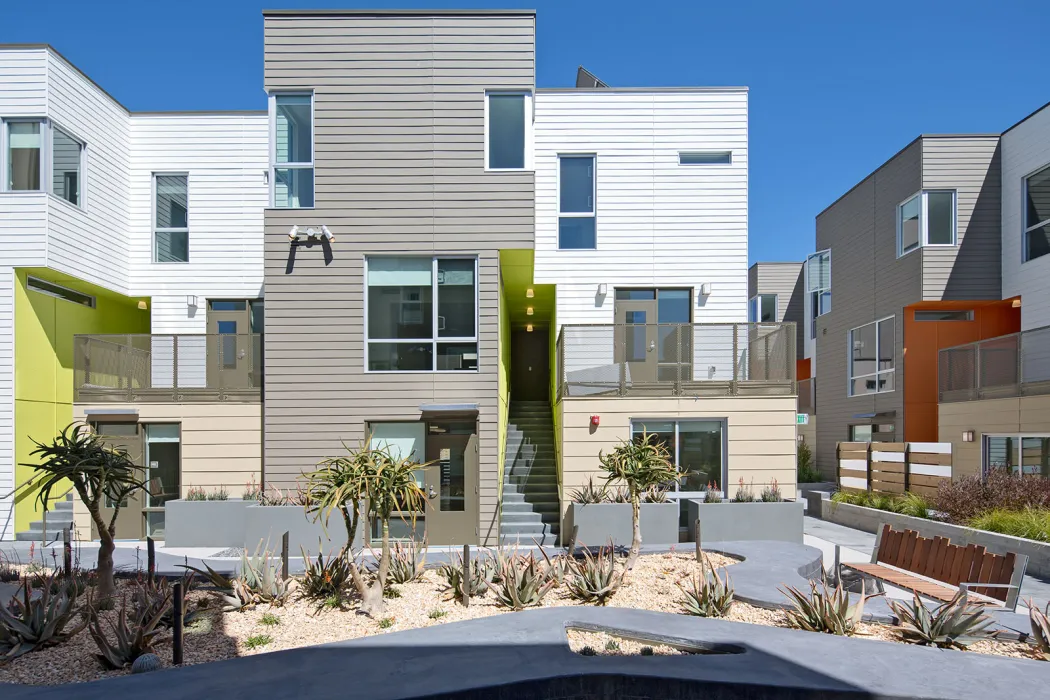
[51,127,82,206]
[558,155,596,249]
[984,435,1050,478]
[897,190,956,256]
[679,151,732,165]
[849,424,895,442]
[1025,164,1050,262]
[271,93,314,208]
[914,309,973,322]
[6,121,42,191]
[631,420,725,494]
[486,93,529,170]
[144,423,181,538]
[749,294,777,323]
[849,316,894,396]
[806,250,831,339]
[154,174,189,263]
[366,257,478,372]
[27,276,95,308]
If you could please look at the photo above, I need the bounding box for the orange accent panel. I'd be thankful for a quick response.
[796,358,811,381]
[903,299,1021,443]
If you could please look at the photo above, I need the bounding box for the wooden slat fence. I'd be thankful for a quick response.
[837,441,952,496]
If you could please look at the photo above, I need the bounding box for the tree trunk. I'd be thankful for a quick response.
[87,500,116,599]
[625,489,642,572]
[339,500,360,560]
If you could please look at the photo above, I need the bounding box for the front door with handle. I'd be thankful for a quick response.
[423,424,478,545]
[614,291,659,383]
[92,422,145,540]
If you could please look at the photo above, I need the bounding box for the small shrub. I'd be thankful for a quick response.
[260,613,281,626]
[896,492,931,519]
[0,574,87,662]
[678,554,734,618]
[797,442,821,483]
[566,543,620,606]
[604,639,620,652]
[323,595,342,610]
[732,478,755,503]
[206,486,229,501]
[244,634,272,649]
[383,586,402,599]
[968,508,1050,542]
[387,538,427,584]
[568,477,608,504]
[378,617,395,629]
[185,486,207,501]
[760,478,783,503]
[487,552,556,610]
[242,475,262,501]
[88,591,169,669]
[578,645,597,656]
[428,609,448,620]
[1030,599,1050,661]
[258,484,309,507]
[439,551,488,602]
[0,552,19,583]
[642,486,670,503]
[640,646,654,656]
[781,580,867,636]
[704,482,722,503]
[889,591,996,650]
[299,545,351,602]
[936,468,1050,524]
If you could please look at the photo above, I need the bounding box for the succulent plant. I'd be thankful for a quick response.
[703,483,723,503]
[387,538,427,584]
[88,590,169,669]
[536,547,569,587]
[131,652,162,674]
[780,580,867,636]
[0,574,87,662]
[132,571,198,630]
[889,591,997,650]
[732,477,755,503]
[299,544,351,603]
[487,552,557,610]
[566,542,621,606]
[568,477,608,504]
[678,554,734,617]
[439,551,488,602]
[760,478,783,503]
[642,486,670,503]
[184,543,292,611]
[1030,599,1050,661]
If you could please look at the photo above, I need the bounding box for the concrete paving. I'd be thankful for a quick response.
[5,606,1049,700]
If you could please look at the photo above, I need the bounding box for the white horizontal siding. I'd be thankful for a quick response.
[0,48,47,116]
[0,267,13,540]
[1002,104,1050,331]
[127,115,268,333]
[533,90,748,328]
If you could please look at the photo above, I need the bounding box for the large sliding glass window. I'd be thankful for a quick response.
[271,93,314,208]
[1025,164,1050,262]
[154,174,189,262]
[558,155,596,249]
[366,257,478,372]
[6,121,42,191]
[631,419,725,494]
[848,316,894,396]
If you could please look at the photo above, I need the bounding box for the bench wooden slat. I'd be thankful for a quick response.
[968,545,987,585]
[900,530,916,566]
[933,537,950,579]
[940,542,957,582]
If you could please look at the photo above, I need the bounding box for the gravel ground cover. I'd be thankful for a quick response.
[0,550,1037,685]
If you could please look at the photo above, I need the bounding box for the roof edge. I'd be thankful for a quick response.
[0,43,131,115]
[538,86,748,94]
[131,110,268,116]
[263,8,536,17]
[1003,99,1050,136]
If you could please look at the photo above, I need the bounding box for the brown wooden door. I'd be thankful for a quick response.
[511,328,549,401]
[92,422,145,540]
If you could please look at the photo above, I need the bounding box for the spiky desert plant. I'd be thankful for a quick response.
[0,574,87,662]
[88,589,169,669]
[1030,599,1050,661]
[299,543,352,605]
[597,432,681,572]
[889,591,997,650]
[487,552,556,610]
[566,542,620,605]
[780,580,867,636]
[568,477,608,504]
[678,554,734,617]
[237,543,292,607]
[20,423,146,599]
[439,551,488,602]
[387,537,427,584]
[132,571,197,629]
[537,546,569,587]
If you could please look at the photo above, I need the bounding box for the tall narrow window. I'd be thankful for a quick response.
[52,127,82,206]
[806,250,831,339]
[897,190,956,256]
[272,93,314,208]
[486,93,527,170]
[558,155,596,249]
[1025,164,1050,262]
[849,317,895,396]
[154,174,189,263]
[6,121,42,191]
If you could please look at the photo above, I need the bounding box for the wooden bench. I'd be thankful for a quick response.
[843,523,1028,611]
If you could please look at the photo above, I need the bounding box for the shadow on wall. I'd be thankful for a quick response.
[943,143,1001,300]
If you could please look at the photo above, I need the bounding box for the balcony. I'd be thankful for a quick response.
[938,326,1050,403]
[556,323,796,398]
[74,334,262,403]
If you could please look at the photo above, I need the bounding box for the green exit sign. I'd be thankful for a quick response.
[796,414,809,425]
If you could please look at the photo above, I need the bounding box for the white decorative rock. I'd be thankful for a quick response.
[131,653,162,674]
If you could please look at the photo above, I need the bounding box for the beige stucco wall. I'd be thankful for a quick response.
[70,402,262,540]
[558,395,798,519]
[939,395,1050,480]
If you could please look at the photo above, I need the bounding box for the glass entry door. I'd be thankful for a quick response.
[92,422,145,540]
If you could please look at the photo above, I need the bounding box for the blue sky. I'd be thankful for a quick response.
[4,0,1049,264]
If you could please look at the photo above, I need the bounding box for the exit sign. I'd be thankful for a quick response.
[796,414,809,425]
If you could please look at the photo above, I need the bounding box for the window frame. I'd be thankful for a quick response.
[748,294,778,323]
[982,433,1050,479]
[26,276,96,308]
[557,153,597,250]
[913,309,974,322]
[1023,163,1050,263]
[1,118,88,208]
[484,90,533,172]
[363,256,480,374]
[49,122,85,209]
[268,91,315,209]
[678,151,732,166]
[847,315,895,397]
[152,172,190,264]
[806,249,831,339]
[896,190,957,258]
[630,418,728,498]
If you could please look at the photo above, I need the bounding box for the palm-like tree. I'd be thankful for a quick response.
[302,443,369,559]
[21,423,145,599]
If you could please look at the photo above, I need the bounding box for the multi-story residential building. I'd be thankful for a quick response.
[259,8,796,546]
[0,45,267,540]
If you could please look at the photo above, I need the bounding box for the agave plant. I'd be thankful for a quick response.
[537,547,569,587]
[131,571,198,629]
[568,478,608,504]
[566,543,620,606]
[236,544,293,607]
[889,591,996,650]
[678,554,734,617]
[780,580,867,636]
[1031,599,1050,661]
[299,544,352,603]
[487,552,557,610]
[387,538,427,584]
[88,590,169,669]
[439,551,488,602]
[0,574,87,662]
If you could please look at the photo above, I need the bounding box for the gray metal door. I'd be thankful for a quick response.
[207,300,253,389]
[614,292,658,383]
[92,422,145,540]
[424,427,478,545]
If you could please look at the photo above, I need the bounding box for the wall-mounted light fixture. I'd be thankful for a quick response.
[700,282,712,296]
[321,225,334,241]
[597,283,607,296]
[962,430,975,443]
[288,225,299,242]
[186,295,198,308]
[1012,299,1022,308]
[526,306,534,316]
[526,288,534,298]
[137,301,148,310]
[526,324,533,332]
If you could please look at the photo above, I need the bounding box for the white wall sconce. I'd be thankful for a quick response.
[526,324,533,332]
[962,430,975,443]
[597,283,607,296]
[526,288,534,298]
[186,295,198,309]
[137,300,148,310]
[700,282,712,296]
[526,306,534,316]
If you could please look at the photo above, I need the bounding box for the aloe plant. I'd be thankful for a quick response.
[439,551,488,602]
[487,552,556,610]
[568,478,608,504]
[131,571,197,629]
[678,554,734,617]
[566,544,621,606]
[889,591,996,650]
[88,590,168,669]
[1031,599,1050,661]
[780,580,867,636]
[387,538,427,584]
[299,544,352,603]
[0,574,87,661]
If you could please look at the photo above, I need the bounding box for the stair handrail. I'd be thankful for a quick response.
[0,474,40,501]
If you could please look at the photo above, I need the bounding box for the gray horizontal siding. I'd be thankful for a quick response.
[751,263,804,359]
[262,12,536,545]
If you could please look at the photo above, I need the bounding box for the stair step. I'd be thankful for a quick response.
[501,501,560,514]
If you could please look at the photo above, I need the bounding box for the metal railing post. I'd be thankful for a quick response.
[172,335,179,398]
[974,341,981,401]
[618,325,627,397]
[1018,332,1024,392]
[731,324,739,394]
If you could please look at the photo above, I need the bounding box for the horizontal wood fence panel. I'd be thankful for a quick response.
[872,450,905,462]
[871,461,905,473]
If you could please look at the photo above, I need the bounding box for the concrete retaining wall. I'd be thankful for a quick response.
[686,500,804,544]
[164,499,253,548]
[564,503,678,547]
[810,491,1050,578]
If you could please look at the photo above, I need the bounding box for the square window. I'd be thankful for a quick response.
[897,190,956,256]
[848,317,895,396]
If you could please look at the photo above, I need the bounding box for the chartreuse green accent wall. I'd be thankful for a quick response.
[497,270,510,504]
[13,268,150,533]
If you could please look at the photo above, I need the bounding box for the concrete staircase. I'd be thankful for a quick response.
[500,400,560,546]
[15,493,75,541]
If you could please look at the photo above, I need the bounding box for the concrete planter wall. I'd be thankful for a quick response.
[164,499,253,548]
[810,491,1050,578]
[564,503,678,547]
[243,504,358,554]
[685,500,804,544]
